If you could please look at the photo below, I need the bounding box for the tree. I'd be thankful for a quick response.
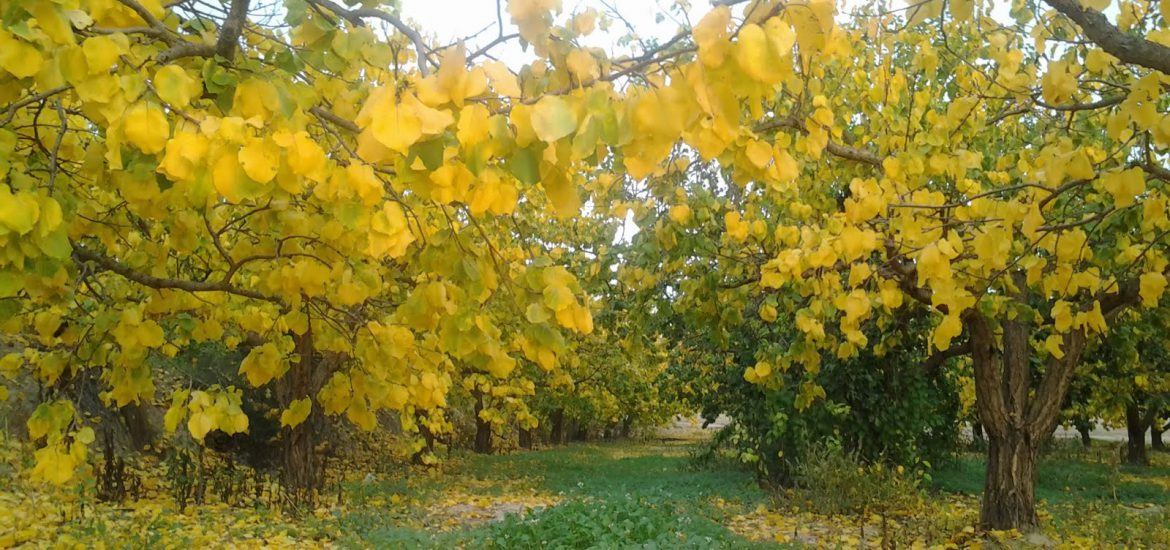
[1,0,599,495]
[609,0,1170,531]
[1080,307,1170,465]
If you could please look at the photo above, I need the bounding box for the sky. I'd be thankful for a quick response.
[401,0,704,69]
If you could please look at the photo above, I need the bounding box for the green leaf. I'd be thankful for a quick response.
[509,146,542,186]
[37,229,71,260]
[411,138,446,171]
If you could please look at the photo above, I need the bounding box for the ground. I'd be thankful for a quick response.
[3,430,1170,548]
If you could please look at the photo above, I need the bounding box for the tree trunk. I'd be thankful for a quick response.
[277,324,325,502]
[120,402,156,451]
[519,426,534,449]
[411,412,436,465]
[1125,404,1149,466]
[473,392,492,454]
[1072,416,1093,449]
[967,306,1086,532]
[550,408,565,445]
[1152,417,1166,452]
[981,431,1039,530]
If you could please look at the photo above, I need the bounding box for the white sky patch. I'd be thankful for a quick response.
[401,0,702,69]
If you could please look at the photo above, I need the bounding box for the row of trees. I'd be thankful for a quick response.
[604,0,1170,531]
[1,0,1168,534]
[0,0,678,501]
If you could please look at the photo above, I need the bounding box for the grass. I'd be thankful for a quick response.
[11,434,1170,548]
[927,441,1170,547]
[330,441,779,549]
[932,445,1170,505]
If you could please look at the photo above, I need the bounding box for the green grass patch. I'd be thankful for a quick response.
[331,441,776,549]
[932,452,1170,505]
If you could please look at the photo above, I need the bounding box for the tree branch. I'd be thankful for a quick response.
[1043,0,1170,75]
[307,0,432,76]
[156,0,250,63]
[755,116,884,168]
[923,340,972,375]
[72,244,282,305]
[216,0,251,59]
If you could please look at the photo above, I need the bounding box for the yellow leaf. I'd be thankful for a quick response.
[81,35,122,74]
[483,60,521,98]
[29,3,75,45]
[238,138,280,184]
[1101,167,1145,208]
[158,131,209,182]
[32,444,76,485]
[1052,301,1073,333]
[367,201,415,258]
[233,78,277,119]
[1041,60,1077,105]
[122,103,170,154]
[280,398,313,428]
[668,204,693,224]
[0,31,44,78]
[754,360,772,378]
[0,187,41,235]
[693,6,731,67]
[759,303,778,322]
[1044,334,1065,359]
[164,404,185,432]
[572,9,598,35]
[346,163,384,206]
[541,168,581,218]
[745,139,772,168]
[318,372,353,415]
[1054,228,1089,264]
[457,103,492,147]
[153,65,201,109]
[950,0,974,21]
[736,23,781,84]
[530,95,578,142]
[1140,271,1167,307]
[212,152,264,203]
[905,0,942,27]
[361,89,422,154]
[238,343,287,387]
[187,411,214,440]
[566,49,600,81]
[932,315,962,352]
[725,211,749,241]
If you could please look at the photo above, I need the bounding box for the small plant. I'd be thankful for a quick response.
[95,431,141,503]
[164,446,203,513]
[789,442,926,517]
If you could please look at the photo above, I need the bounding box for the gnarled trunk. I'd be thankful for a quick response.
[968,307,1086,531]
[277,323,328,501]
[982,431,1039,529]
